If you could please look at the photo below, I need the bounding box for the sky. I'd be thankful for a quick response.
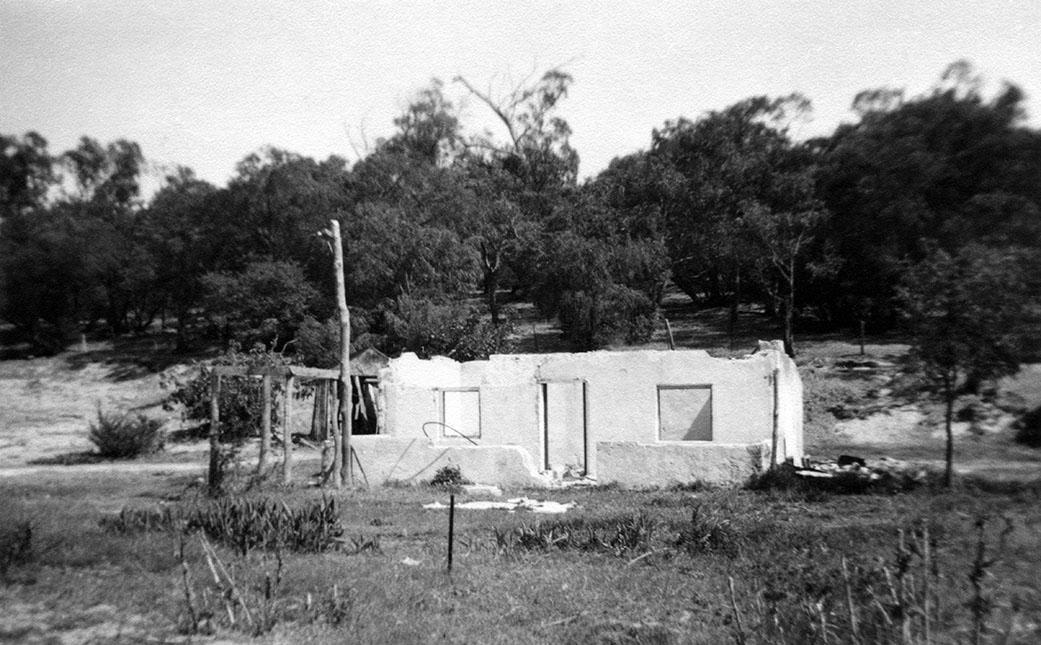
[3,1,1041,189]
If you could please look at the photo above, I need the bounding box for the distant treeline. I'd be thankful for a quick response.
[2,61,1039,360]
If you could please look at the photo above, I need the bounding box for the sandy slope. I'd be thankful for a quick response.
[0,355,185,467]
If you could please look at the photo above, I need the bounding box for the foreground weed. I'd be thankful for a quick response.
[673,502,740,557]
[103,496,344,555]
[495,512,656,557]
[0,520,33,584]
[727,517,1032,644]
[178,534,358,638]
[186,496,342,555]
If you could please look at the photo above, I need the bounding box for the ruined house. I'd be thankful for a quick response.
[348,340,803,488]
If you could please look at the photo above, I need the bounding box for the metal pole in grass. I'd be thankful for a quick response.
[447,494,455,572]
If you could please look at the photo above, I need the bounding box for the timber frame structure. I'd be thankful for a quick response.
[207,365,341,492]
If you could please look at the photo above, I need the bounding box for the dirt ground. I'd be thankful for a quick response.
[0,352,187,468]
[1,315,1040,479]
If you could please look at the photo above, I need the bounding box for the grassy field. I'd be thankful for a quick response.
[2,471,1041,643]
[2,292,1041,642]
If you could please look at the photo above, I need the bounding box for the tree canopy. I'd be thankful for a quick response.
[1,61,1038,366]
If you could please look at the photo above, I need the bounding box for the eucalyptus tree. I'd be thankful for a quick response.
[815,61,1041,326]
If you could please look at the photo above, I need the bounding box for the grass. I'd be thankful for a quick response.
[3,288,1041,641]
[1,472,1040,643]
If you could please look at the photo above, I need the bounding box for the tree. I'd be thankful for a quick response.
[59,136,159,335]
[143,167,222,350]
[741,144,829,357]
[816,61,1041,326]
[382,79,463,166]
[202,260,319,350]
[0,132,53,221]
[455,68,579,198]
[532,183,669,350]
[651,94,818,347]
[455,67,580,309]
[899,244,1039,486]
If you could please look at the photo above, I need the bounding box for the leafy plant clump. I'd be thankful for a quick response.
[164,344,286,443]
[673,503,740,557]
[103,496,345,555]
[0,520,33,584]
[185,496,344,555]
[88,408,165,458]
[495,512,656,556]
[429,464,470,488]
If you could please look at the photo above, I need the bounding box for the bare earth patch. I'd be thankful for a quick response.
[0,353,187,468]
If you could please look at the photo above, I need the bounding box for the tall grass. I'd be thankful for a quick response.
[102,496,344,555]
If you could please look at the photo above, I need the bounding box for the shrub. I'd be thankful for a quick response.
[429,464,469,488]
[201,260,319,351]
[0,520,33,584]
[88,408,165,458]
[164,344,285,443]
[383,294,515,360]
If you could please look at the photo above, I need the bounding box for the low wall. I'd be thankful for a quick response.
[596,440,771,488]
[351,436,551,488]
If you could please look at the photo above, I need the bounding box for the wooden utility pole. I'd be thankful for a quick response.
[328,220,352,487]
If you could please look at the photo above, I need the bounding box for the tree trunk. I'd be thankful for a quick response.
[944,388,955,487]
[329,220,352,488]
[782,270,796,358]
[485,269,500,326]
[175,304,190,353]
[727,271,741,351]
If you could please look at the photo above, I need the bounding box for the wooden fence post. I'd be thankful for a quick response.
[329,220,352,487]
[208,372,221,493]
[259,373,271,473]
[283,375,294,485]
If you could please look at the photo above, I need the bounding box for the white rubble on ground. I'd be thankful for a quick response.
[422,497,577,513]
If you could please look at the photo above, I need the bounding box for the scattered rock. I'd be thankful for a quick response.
[460,483,503,497]
[837,454,866,468]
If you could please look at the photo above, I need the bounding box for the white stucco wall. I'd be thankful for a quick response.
[376,345,803,486]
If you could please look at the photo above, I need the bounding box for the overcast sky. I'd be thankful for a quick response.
[3,1,1040,187]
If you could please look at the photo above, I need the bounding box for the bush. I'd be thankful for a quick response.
[384,294,515,360]
[429,464,469,488]
[0,520,33,584]
[201,260,319,350]
[533,232,666,351]
[164,344,285,443]
[88,408,165,458]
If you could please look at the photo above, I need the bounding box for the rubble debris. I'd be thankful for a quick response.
[423,497,577,514]
[837,454,866,468]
